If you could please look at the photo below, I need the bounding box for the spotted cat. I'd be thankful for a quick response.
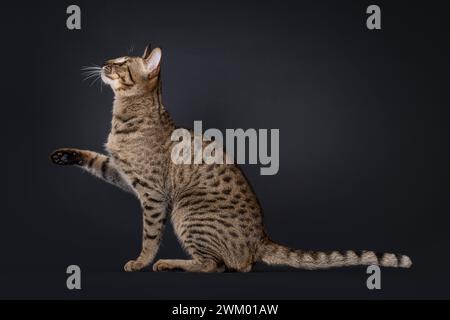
[50,45,412,272]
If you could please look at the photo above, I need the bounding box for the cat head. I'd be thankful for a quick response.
[101,45,162,97]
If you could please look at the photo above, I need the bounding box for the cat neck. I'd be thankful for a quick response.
[112,86,175,130]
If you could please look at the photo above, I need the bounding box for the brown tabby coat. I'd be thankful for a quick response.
[50,46,412,272]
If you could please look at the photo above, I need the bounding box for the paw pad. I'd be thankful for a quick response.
[50,149,83,166]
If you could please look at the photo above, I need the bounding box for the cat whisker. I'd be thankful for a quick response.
[81,69,101,74]
[81,65,102,72]
[80,64,103,85]
[82,74,99,82]
[82,72,101,82]
[89,75,101,87]
[81,70,100,75]
[81,70,101,75]
[81,70,101,74]
[81,68,101,77]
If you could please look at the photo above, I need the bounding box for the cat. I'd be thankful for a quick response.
[50,45,412,272]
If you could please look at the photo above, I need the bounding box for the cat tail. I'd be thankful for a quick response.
[257,238,412,269]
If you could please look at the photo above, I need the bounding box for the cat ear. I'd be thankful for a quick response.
[142,44,152,60]
[144,47,162,74]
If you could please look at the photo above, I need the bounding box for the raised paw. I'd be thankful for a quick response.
[153,259,174,272]
[124,259,146,272]
[50,148,84,166]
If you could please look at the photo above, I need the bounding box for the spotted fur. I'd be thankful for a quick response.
[50,45,412,272]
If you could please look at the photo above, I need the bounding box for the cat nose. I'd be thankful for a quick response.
[103,64,112,74]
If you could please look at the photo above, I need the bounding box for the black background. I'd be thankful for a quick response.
[0,0,449,299]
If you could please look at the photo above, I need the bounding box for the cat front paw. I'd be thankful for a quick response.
[50,148,84,166]
[124,259,145,272]
[153,259,172,272]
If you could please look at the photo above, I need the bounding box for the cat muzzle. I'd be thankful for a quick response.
[103,64,112,74]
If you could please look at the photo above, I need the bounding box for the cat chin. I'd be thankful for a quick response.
[101,73,116,87]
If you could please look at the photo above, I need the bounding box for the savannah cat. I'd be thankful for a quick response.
[50,45,412,272]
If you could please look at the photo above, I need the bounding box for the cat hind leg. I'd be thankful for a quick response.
[153,259,225,273]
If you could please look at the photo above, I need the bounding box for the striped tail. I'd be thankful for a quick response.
[258,239,412,269]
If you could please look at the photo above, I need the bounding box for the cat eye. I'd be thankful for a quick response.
[114,62,126,66]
